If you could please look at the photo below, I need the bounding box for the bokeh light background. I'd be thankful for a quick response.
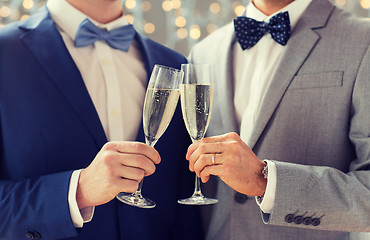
[0,0,369,55]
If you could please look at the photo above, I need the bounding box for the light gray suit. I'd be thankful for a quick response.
[190,0,370,239]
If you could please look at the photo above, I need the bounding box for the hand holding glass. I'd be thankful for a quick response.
[178,63,218,205]
[116,64,183,208]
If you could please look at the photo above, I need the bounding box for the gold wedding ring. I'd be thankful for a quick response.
[211,154,216,165]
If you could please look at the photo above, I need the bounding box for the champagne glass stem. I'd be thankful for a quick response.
[131,180,144,198]
[116,138,158,208]
[131,138,157,198]
[177,137,217,205]
[191,139,204,198]
[192,175,203,197]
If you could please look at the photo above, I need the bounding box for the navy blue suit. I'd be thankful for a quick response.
[0,7,202,240]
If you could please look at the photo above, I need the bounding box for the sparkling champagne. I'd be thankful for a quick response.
[143,88,180,145]
[180,84,213,141]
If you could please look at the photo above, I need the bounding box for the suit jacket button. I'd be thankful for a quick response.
[26,232,34,239]
[33,232,41,239]
[294,216,303,224]
[234,192,248,204]
[285,214,295,223]
[303,217,312,225]
[312,218,321,226]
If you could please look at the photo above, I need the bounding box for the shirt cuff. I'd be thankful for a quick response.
[68,170,95,228]
[255,160,276,214]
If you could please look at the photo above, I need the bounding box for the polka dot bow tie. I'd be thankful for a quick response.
[75,18,136,52]
[234,11,291,50]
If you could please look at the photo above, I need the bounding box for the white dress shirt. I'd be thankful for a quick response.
[233,0,312,213]
[47,0,147,227]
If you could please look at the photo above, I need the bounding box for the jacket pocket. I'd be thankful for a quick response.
[289,71,343,89]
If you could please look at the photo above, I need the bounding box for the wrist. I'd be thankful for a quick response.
[256,161,268,196]
[76,169,92,209]
[256,161,276,213]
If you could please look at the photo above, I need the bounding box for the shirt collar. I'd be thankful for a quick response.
[245,0,312,29]
[47,0,130,41]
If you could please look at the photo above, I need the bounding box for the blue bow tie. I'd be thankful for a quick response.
[234,11,291,50]
[74,18,136,52]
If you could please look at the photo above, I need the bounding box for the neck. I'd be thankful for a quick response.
[252,0,294,16]
[66,0,123,24]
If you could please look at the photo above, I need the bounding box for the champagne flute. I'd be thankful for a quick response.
[178,63,218,205]
[116,64,183,208]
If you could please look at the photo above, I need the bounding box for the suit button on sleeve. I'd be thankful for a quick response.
[26,232,34,239]
[285,214,295,223]
[234,192,248,204]
[294,216,303,224]
[26,231,41,239]
[33,232,41,239]
[312,218,321,226]
[303,217,312,225]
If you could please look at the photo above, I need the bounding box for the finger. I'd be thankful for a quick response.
[193,153,220,177]
[188,142,225,171]
[119,153,156,176]
[202,132,241,144]
[116,165,146,182]
[199,165,222,183]
[186,132,241,160]
[186,132,243,160]
[186,140,202,160]
[117,178,140,193]
[104,141,161,165]
[186,137,219,160]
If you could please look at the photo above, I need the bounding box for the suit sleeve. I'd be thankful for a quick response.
[0,171,80,239]
[262,46,370,232]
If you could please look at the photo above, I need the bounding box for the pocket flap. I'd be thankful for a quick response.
[289,71,343,89]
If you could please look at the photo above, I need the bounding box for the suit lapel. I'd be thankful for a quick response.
[20,7,107,148]
[206,23,239,137]
[248,0,335,149]
[217,26,239,134]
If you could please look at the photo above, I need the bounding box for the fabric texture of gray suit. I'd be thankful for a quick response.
[189,0,370,239]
